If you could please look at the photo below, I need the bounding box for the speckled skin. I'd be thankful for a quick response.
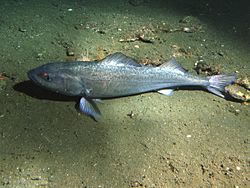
[27,54,209,99]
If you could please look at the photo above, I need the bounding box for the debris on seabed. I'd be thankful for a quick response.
[119,26,156,44]
[225,76,250,103]
[171,44,193,58]
[194,61,221,76]
[161,25,203,34]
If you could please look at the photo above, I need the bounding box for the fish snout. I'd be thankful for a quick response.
[27,69,35,81]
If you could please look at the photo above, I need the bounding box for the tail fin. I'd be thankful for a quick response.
[207,74,236,98]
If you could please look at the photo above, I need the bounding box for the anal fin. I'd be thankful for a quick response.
[158,89,174,96]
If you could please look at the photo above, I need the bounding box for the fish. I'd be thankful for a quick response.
[27,52,236,121]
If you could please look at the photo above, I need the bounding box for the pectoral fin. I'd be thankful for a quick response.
[79,97,101,121]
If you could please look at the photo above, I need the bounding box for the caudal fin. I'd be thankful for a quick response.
[207,74,236,98]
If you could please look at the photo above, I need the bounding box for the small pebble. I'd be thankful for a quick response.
[218,51,224,56]
[235,109,240,115]
[183,27,191,33]
[66,48,75,56]
[37,53,43,59]
[134,45,139,48]
[18,28,27,32]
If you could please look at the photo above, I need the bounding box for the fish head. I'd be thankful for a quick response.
[27,62,85,96]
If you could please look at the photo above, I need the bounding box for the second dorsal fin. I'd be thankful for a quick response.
[160,58,187,75]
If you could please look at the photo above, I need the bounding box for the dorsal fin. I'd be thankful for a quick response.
[100,52,142,67]
[160,58,187,74]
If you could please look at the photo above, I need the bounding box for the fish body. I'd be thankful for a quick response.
[27,52,235,120]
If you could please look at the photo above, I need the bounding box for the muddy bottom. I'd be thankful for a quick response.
[0,0,249,187]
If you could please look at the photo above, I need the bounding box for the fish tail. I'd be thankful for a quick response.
[207,74,236,98]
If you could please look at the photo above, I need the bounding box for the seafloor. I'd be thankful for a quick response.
[0,0,249,187]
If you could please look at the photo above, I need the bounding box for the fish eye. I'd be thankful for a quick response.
[39,72,51,81]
